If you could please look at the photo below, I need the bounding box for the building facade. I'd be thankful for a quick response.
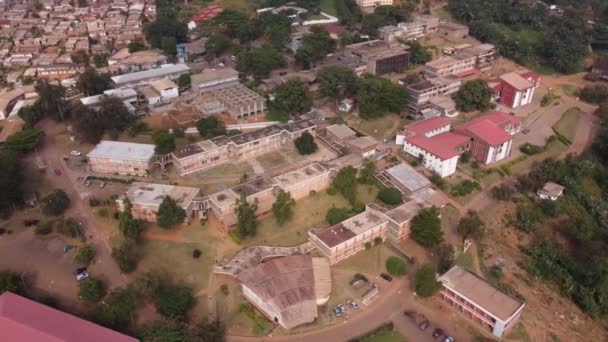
[489,70,540,108]
[406,76,462,109]
[345,40,409,75]
[116,182,201,222]
[87,141,156,176]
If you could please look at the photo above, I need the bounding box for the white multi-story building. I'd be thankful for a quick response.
[87,141,156,176]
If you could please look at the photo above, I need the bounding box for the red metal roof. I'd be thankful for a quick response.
[456,69,479,78]
[459,120,513,146]
[192,5,223,23]
[479,111,521,128]
[403,117,450,136]
[0,292,138,342]
[406,132,470,160]
[323,23,346,36]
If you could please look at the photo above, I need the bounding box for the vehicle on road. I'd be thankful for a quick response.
[70,151,81,156]
[433,328,444,338]
[380,273,393,282]
[332,306,343,318]
[53,168,62,176]
[442,337,454,342]
[347,299,359,309]
[73,267,89,281]
[418,321,430,330]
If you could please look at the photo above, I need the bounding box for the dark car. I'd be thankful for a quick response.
[418,320,430,330]
[380,273,393,282]
[433,328,444,338]
[73,267,87,275]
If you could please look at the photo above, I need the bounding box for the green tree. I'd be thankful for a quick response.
[407,40,432,64]
[145,14,187,52]
[161,36,177,55]
[77,68,112,96]
[118,199,143,242]
[41,189,71,216]
[294,132,318,155]
[332,166,358,204]
[411,207,443,247]
[272,189,295,225]
[237,46,286,80]
[235,192,258,238]
[93,53,109,68]
[356,74,407,119]
[196,117,226,138]
[153,130,176,154]
[133,271,163,298]
[358,159,376,184]
[157,196,186,229]
[317,66,358,100]
[3,128,44,154]
[35,79,67,121]
[177,73,191,88]
[155,285,196,320]
[457,210,485,241]
[295,26,336,69]
[138,320,189,342]
[415,263,441,297]
[128,40,146,53]
[111,240,140,273]
[74,244,95,265]
[73,97,135,143]
[18,101,44,127]
[89,287,142,331]
[386,256,406,277]
[454,79,494,112]
[205,34,232,61]
[79,278,105,303]
[71,50,89,65]
[0,150,23,214]
[0,270,26,295]
[271,78,313,116]
[326,206,350,225]
[435,243,454,273]
[377,187,402,205]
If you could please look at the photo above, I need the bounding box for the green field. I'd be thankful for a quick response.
[552,107,580,143]
[320,0,337,15]
[352,114,409,140]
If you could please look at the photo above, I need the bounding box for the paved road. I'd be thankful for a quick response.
[39,121,127,289]
[228,278,470,342]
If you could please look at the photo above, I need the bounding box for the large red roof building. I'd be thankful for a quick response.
[488,70,540,108]
[191,5,223,23]
[0,292,138,342]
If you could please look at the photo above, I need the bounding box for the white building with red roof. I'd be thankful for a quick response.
[488,70,540,108]
[0,292,137,342]
[454,111,521,165]
[396,117,470,177]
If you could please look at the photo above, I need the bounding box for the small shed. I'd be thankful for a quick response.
[537,182,564,201]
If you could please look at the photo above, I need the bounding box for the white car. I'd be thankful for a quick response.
[70,151,81,156]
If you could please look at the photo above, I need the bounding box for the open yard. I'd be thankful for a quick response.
[351,114,408,140]
[320,0,337,15]
[552,107,581,143]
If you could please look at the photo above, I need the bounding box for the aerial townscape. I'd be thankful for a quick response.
[2,0,608,341]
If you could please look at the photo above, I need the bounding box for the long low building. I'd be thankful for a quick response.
[172,120,316,176]
[87,140,156,176]
[438,266,525,338]
[406,75,462,110]
[117,182,201,222]
[111,63,190,88]
[237,255,331,330]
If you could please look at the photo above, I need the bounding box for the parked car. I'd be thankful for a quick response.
[380,273,393,282]
[433,328,444,338]
[442,337,454,342]
[418,321,430,330]
[338,304,346,313]
[332,306,343,317]
[347,299,359,309]
[70,151,81,156]
[73,267,89,281]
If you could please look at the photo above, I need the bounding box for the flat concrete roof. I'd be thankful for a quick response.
[273,163,328,190]
[439,266,524,321]
[209,188,239,208]
[126,182,200,209]
[345,136,377,150]
[326,124,356,141]
[111,64,189,85]
[232,177,274,197]
[172,139,220,159]
[311,208,388,247]
[191,67,239,86]
[87,140,155,161]
[385,200,430,224]
[386,163,430,193]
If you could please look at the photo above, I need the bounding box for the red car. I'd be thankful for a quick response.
[53,168,62,176]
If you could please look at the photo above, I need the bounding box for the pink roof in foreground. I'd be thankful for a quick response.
[404,116,450,136]
[0,292,138,342]
[407,132,470,160]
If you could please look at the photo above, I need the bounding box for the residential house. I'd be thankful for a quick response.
[489,70,540,108]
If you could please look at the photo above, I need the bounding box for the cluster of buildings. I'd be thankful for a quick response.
[397,112,522,177]
[0,0,153,82]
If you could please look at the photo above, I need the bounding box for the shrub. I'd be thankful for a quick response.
[374,237,383,246]
[326,187,338,195]
[220,284,229,296]
[385,256,406,277]
[41,189,71,216]
[351,201,365,213]
[111,240,140,273]
[0,270,26,295]
[192,249,202,259]
[429,172,446,190]
[488,265,503,280]
[520,143,544,155]
[228,230,241,244]
[326,206,350,225]
[450,180,481,197]
[156,285,196,320]
[414,264,441,297]
[79,278,105,303]
[513,204,544,232]
[54,218,82,238]
[491,184,513,201]
[377,187,403,205]
[34,221,53,235]
[74,244,95,265]
[294,132,318,155]
[364,242,372,250]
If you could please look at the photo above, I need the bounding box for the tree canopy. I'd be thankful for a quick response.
[41,189,70,216]
[3,128,44,154]
[0,270,26,295]
[332,166,358,205]
[414,264,441,297]
[407,40,432,64]
[196,116,226,139]
[326,206,351,225]
[317,66,358,100]
[237,46,285,80]
[457,210,485,241]
[377,187,403,205]
[152,130,176,155]
[271,78,313,116]
[235,192,258,238]
[111,240,141,274]
[0,150,23,214]
[145,12,188,55]
[79,278,106,303]
[155,285,196,320]
[77,68,112,96]
[73,97,135,143]
[356,74,407,119]
[156,196,186,229]
[75,245,95,266]
[118,199,143,242]
[272,189,295,225]
[386,256,406,277]
[411,207,443,247]
[454,79,494,112]
[295,26,336,69]
[294,132,318,155]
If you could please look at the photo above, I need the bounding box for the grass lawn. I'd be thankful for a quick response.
[256,151,287,170]
[552,107,581,143]
[455,251,475,271]
[320,0,337,15]
[243,184,379,248]
[192,160,254,180]
[509,141,566,175]
[362,330,406,342]
[216,0,252,13]
[352,114,408,140]
[559,84,578,96]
